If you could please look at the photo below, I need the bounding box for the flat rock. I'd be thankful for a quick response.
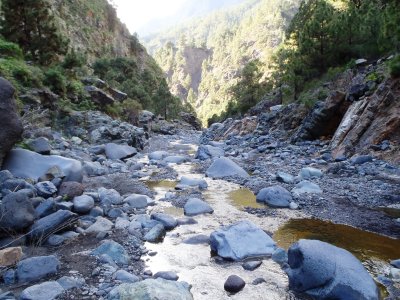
[299,167,323,179]
[28,137,51,155]
[256,186,292,208]
[210,220,276,261]
[114,270,139,283]
[4,149,83,182]
[57,276,85,290]
[242,261,262,271]
[163,156,187,164]
[20,281,64,300]
[177,176,208,189]
[276,171,294,184]
[154,271,179,281]
[125,194,150,209]
[105,143,137,160]
[286,239,379,300]
[292,180,322,195]
[0,247,22,266]
[17,255,60,283]
[182,235,210,245]
[184,198,214,216]
[206,157,249,179]
[99,187,123,207]
[148,151,169,160]
[85,217,113,233]
[195,145,224,160]
[107,278,193,300]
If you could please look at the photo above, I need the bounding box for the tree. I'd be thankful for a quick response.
[0,0,69,64]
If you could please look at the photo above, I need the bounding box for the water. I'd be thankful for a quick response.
[228,188,266,209]
[274,218,400,262]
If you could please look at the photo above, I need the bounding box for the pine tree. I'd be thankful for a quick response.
[0,0,69,64]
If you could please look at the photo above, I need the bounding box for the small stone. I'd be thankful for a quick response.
[252,278,266,285]
[73,195,95,214]
[224,275,245,293]
[390,268,400,281]
[20,281,64,300]
[154,271,179,281]
[151,213,178,230]
[184,198,213,216]
[114,270,139,283]
[3,269,16,285]
[144,224,166,243]
[390,259,400,269]
[17,255,60,283]
[58,182,84,200]
[57,276,85,290]
[35,181,57,198]
[289,202,299,210]
[85,217,113,233]
[242,261,262,271]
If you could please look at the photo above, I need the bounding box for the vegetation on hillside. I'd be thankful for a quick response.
[0,0,190,123]
[148,0,400,125]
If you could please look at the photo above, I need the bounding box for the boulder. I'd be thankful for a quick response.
[148,151,169,161]
[114,270,139,283]
[17,255,60,283]
[85,86,115,106]
[286,239,379,300]
[3,149,83,182]
[0,77,23,167]
[299,167,323,179]
[99,187,123,209]
[27,210,78,242]
[256,186,292,208]
[179,112,201,130]
[0,247,22,266]
[206,157,249,179]
[91,240,129,266]
[58,182,84,200]
[35,181,57,198]
[0,190,36,232]
[195,145,224,160]
[125,194,150,209]
[35,199,56,218]
[107,278,193,300]
[27,137,51,155]
[73,195,95,214]
[163,155,187,164]
[292,181,322,195]
[85,216,113,233]
[144,224,166,243]
[177,176,208,190]
[184,198,214,216]
[224,275,245,294]
[276,171,295,184]
[105,143,137,160]
[151,213,178,230]
[210,220,276,261]
[20,281,65,300]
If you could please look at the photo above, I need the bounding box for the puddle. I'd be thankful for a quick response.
[274,219,400,262]
[228,188,266,209]
[376,207,400,218]
[146,180,177,191]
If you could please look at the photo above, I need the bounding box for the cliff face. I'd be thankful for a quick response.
[51,0,147,63]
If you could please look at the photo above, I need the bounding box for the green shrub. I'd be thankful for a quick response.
[389,55,400,78]
[44,68,67,95]
[0,58,43,90]
[0,39,23,59]
[62,50,87,70]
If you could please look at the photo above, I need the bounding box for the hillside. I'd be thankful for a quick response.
[145,0,300,124]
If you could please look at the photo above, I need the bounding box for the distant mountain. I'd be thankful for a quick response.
[138,0,247,37]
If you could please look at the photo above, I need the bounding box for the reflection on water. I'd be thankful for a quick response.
[146,180,177,190]
[274,219,400,262]
[228,188,266,209]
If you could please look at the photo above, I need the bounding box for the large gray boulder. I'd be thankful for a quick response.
[107,278,193,300]
[105,143,137,160]
[256,186,292,208]
[195,145,224,160]
[20,281,65,300]
[210,220,276,261]
[0,190,36,232]
[286,239,379,300]
[184,198,214,216]
[206,157,249,179]
[17,255,60,283]
[3,149,83,182]
[27,210,78,242]
[0,77,23,168]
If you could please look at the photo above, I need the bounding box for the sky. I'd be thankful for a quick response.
[110,0,186,35]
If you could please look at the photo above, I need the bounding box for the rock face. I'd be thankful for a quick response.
[107,278,193,300]
[0,190,36,232]
[210,220,276,261]
[330,78,400,161]
[206,157,249,179]
[179,112,202,130]
[286,239,379,300]
[3,149,83,182]
[0,77,23,167]
[292,91,348,142]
